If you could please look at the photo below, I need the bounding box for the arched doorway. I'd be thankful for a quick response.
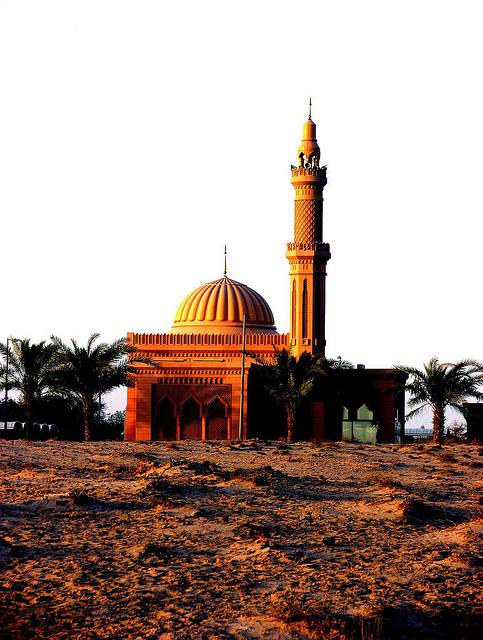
[154,397,176,441]
[181,397,202,440]
[206,398,227,440]
[354,404,377,443]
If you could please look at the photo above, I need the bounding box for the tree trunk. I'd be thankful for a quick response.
[433,406,445,444]
[24,399,32,422]
[286,406,295,444]
[24,397,33,440]
[82,400,92,442]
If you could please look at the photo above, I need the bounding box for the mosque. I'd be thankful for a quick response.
[125,109,407,443]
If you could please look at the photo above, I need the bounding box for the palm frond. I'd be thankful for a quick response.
[448,403,466,416]
[86,333,101,354]
[405,404,428,420]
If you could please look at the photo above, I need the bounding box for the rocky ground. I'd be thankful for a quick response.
[0,439,481,640]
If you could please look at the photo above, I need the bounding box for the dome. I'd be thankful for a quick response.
[298,117,320,166]
[171,276,277,334]
[302,118,317,141]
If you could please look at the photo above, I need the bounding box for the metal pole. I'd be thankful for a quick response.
[238,314,247,440]
[4,338,9,430]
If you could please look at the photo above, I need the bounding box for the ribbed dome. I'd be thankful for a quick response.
[171,276,277,334]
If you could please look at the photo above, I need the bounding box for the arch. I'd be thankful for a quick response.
[342,404,377,443]
[357,404,374,421]
[354,404,377,443]
[299,152,305,167]
[302,278,308,339]
[342,404,352,442]
[181,396,202,440]
[314,279,321,341]
[154,396,176,441]
[206,396,228,440]
[207,395,228,416]
[182,395,202,413]
[291,280,297,338]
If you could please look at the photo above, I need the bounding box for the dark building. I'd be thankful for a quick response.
[463,403,483,442]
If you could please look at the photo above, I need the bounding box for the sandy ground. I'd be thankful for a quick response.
[0,439,481,640]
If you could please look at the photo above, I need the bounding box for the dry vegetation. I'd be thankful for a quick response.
[0,440,482,639]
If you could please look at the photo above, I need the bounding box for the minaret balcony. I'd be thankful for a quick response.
[291,166,327,187]
[286,241,331,256]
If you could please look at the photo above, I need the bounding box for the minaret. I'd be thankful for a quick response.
[286,103,331,357]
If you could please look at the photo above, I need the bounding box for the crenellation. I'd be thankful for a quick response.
[131,332,289,347]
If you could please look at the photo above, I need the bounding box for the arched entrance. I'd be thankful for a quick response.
[154,397,176,441]
[181,397,202,440]
[206,398,227,440]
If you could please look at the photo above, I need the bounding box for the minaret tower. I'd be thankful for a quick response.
[286,102,331,357]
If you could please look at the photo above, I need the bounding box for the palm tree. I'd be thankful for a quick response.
[326,357,354,370]
[0,338,59,425]
[254,347,326,443]
[51,333,155,441]
[396,357,483,444]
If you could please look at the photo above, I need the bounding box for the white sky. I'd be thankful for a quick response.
[1,1,482,421]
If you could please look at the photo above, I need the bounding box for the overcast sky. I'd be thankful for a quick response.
[1,1,482,419]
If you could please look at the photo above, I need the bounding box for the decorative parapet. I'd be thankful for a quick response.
[128,332,290,347]
[291,166,327,178]
[286,241,330,253]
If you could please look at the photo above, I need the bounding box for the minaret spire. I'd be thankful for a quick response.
[223,244,227,277]
[286,106,331,357]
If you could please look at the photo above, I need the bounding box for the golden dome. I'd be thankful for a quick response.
[172,276,277,334]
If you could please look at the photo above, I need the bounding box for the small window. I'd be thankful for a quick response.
[357,404,373,421]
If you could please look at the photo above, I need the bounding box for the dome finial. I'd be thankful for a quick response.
[308,97,312,120]
[224,244,227,277]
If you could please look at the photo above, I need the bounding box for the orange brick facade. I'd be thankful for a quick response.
[125,332,289,441]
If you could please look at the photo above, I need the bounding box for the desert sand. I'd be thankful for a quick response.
[0,439,481,639]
